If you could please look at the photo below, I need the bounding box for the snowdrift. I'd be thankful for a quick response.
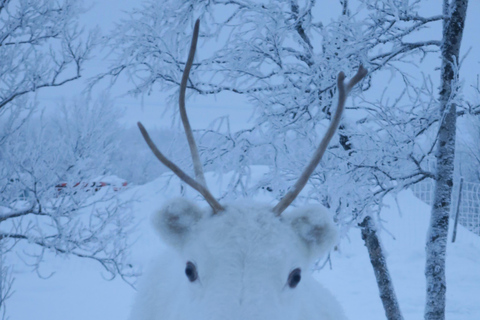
[7,170,480,320]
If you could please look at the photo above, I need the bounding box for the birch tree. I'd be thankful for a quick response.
[425,1,468,319]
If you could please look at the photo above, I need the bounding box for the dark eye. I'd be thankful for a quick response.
[287,268,301,288]
[185,261,198,282]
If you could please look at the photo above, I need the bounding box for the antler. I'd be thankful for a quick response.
[137,19,225,214]
[179,19,207,187]
[272,65,368,216]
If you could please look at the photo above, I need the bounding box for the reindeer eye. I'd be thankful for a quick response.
[287,268,301,288]
[185,261,198,282]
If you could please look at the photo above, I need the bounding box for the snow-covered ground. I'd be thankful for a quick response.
[7,169,480,319]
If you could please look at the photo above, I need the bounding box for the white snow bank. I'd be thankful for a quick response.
[319,189,480,320]
[6,173,480,320]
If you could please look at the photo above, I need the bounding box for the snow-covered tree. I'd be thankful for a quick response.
[102,0,443,217]
[99,1,473,319]
[0,0,97,112]
[0,95,136,317]
[0,1,134,316]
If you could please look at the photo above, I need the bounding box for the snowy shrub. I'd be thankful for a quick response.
[0,96,136,315]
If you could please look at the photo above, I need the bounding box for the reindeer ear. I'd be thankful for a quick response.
[152,198,204,248]
[284,205,338,260]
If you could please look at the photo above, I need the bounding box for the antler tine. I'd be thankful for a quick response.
[137,19,225,214]
[272,65,368,216]
[138,122,224,213]
[180,19,207,187]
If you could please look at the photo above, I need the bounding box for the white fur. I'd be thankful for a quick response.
[129,199,347,320]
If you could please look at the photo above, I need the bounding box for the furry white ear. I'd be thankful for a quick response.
[284,205,338,260]
[152,198,204,248]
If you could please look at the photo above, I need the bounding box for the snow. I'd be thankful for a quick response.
[6,170,480,319]
[3,0,480,318]
[319,190,480,319]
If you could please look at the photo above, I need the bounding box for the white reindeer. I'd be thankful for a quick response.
[132,20,367,320]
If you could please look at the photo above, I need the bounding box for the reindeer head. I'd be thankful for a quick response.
[133,20,366,320]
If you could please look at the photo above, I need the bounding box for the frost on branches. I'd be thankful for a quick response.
[99,1,469,319]
[0,1,135,316]
[102,0,443,230]
[0,97,136,311]
[0,0,97,111]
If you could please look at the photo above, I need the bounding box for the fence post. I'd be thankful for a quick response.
[452,177,464,243]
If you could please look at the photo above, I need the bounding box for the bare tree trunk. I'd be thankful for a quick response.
[451,178,464,243]
[425,1,468,319]
[360,216,404,320]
